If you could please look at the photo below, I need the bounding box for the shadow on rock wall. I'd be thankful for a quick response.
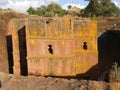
[76,64,99,80]
[98,30,120,81]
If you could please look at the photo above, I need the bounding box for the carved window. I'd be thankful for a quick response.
[48,44,53,54]
[83,42,87,50]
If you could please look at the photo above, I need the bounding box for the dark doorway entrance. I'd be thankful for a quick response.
[98,30,120,81]
[6,35,14,74]
[18,26,28,76]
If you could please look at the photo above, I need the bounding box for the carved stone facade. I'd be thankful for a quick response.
[2,16,98,78]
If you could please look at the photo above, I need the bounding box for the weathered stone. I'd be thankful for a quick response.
[0,11,27,74]
[88,81,109,90]
[110,82,120,90]
[0,73,110,90]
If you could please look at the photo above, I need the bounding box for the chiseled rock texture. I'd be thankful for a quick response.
[0,72,109,90]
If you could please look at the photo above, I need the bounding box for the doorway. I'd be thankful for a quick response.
[6,35,14,74]
[18,26,28,76]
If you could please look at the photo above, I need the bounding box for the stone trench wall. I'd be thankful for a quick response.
[98,20,120,37]
[0,20,8,73]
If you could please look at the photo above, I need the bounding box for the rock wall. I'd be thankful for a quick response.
[98,18,120,37]
[0,20,8,73]
[0,72,109,90]
[0,11,27,74]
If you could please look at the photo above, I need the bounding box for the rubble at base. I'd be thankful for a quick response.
[0,72,109,90]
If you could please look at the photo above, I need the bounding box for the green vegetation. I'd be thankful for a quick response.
[0,8,3,12]
[27,3,67,17]
[27,7,36,15]
[83,0,102,17]
[27,1,120,17]
[0,0,115,18]
[82,0,120,17]
[110,62,120,82]
[36,5,47,16]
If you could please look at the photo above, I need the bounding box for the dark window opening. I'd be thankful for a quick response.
[83,42,88,50]
[46,21,50,24]
[48,44,53,54]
